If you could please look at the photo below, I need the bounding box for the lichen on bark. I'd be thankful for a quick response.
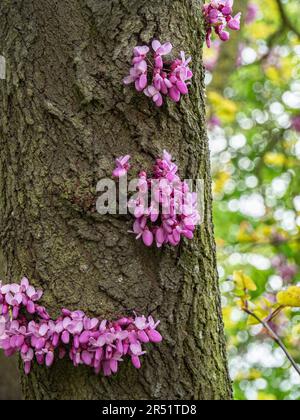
[0,0,232,400]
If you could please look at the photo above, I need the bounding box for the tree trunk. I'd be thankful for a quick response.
[0,0,232,400]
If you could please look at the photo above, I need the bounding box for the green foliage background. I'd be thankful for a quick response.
[205,0,300,400]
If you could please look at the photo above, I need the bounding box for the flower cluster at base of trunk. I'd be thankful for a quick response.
[203,1,241,48]
[123,40,193,107]
[0,278,162,376]
[112,151,201,248]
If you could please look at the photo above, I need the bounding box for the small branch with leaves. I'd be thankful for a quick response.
[243,307,300,377]
[232,271,300,378]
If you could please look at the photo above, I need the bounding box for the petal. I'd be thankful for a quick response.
[63,317,71,330]
[134,316,147,330]
[20,277,29,289]
[152,40,161,52]
[164,78,173,89]
[156,227,166,245]
[139,73,148,90]
[135,79,144,92]
[136,60,147,74]
[46,352,54,367]
[15,293,23,305]
[10,284,20,294]
[35,337,45,350]
[24,361,31,375]
[131,355,141,369]
[154,56,163,69]
[61,330,70,344]
[130,342,142,356]
[137,330,150,343]
[134,45,149,56]
[82,350,92,366]
[142,229,154,247]
[123,75,135,85]
[39,324,49,337]
[169,87,181,102]
[147,329,163,343]
[176,80,189,95]
[160,42,172,55]
[154,93,163,107]
[1,285,11,294]
[26,286,36,299]
[110,359,118,373]
[79,331,90,344]
[5,293,13,305]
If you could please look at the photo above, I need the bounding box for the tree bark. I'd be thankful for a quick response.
[0,0,232,400]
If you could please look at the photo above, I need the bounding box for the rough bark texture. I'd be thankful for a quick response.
[0,0,232,400]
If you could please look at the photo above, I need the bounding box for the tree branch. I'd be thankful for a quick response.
[243,308,300,377]
[241,0,299,69]
[276,0,300,39]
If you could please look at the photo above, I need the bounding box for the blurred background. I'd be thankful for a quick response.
[206,0,300,401]
[0,0,300,401]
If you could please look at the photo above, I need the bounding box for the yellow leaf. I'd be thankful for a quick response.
[213,171,230,194]
[235,369,262,381]
[247,309,268,325]
[258,392,277,401]
[247,297,274,325]
[233,271,257,292]
[277,286,300,308]
[264,152,287,167]
[208,91,238,123]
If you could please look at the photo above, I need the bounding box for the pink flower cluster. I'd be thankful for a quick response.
[203,1,242,48]
[113,151,201,248]
[123,40,193,106]
[0,278,162,376]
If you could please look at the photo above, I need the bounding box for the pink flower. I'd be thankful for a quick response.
[123,45,149,92]
[144,85,163,107]
[203,1,242,47]
[228,13,241,30]
[124,41,193,106]
[152,40,173,69]
[125,151,200,249]
[21,348,34,375]
[152,40,173,56]
[0,278,163,377]
[218,28,230,41]
[112,155,131,178]
[132,217,154,247]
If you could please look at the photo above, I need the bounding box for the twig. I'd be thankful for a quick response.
[241,0,299,69]
[266,306,284,323]
[276,0,300,39]
[243,308,300,377]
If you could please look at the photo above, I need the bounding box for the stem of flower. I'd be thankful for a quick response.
[243,308,300,377]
